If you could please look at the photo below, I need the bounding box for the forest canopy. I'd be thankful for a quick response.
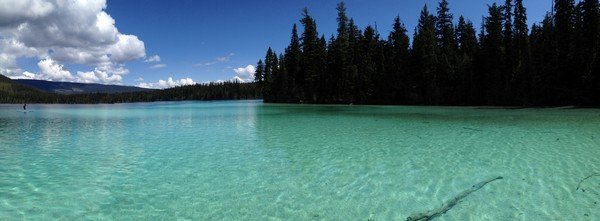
[255,0,600,106]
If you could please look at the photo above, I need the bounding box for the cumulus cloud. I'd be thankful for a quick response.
[15,58,125,84]
[144,55,160,63]
[38,58,74,81]
[0,0,146,84]
[107,34,145,63]
[0,53,23,77]
[74,64,126,84]
[137,77,196,89]
[0,0,55,26]
[233,65,256,83]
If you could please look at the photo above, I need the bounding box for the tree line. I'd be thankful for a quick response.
[1,75,260,104]
[255,0,600,106]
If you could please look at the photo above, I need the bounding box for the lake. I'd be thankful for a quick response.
[1,100,599,220]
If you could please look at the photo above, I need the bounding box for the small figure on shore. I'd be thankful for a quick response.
[23,103,27,111]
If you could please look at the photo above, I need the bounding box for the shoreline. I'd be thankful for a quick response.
[1,100,596,109]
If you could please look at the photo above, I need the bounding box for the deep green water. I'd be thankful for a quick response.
[1,100,599,220]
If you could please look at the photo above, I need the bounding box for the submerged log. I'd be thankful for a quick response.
[576,173,600,192]
[406,176,503,221]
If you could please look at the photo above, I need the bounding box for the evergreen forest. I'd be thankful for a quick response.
[0,74,259,104]
[255,0,600,106]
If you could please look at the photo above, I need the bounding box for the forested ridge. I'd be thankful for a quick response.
[256,0,600,106]
[0,74,260,104]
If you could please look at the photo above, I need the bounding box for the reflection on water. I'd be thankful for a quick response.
[0,101,599,220]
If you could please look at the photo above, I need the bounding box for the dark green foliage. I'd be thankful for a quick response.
[354,26,379,103]
[504,0,516,103]
[435,0,459,104]
[580,0,600,104]
[346,18,361,102]
[319,2,354,103]
[456,16,478,104]
[481,4,505,105]
[413,5,439,104]
[0,74,260,104]
[316,35,328,101]
[299,8,322,102]
[513,0,533,105]
[257,0,600,106]
[530,15,558,105]
[385,16,410,103]
[255,59,264,84]
[284,24,302,102]
[554,0,577,104]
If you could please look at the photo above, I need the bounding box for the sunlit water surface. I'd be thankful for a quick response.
[1,101,599,220]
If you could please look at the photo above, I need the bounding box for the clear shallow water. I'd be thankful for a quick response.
[1,101,599,220]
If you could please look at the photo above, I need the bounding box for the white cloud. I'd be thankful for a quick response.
[196,61,217,66]
[216,53,234,62]
[137,77,196,89]
[231,76,245,83]
[107,34,145,63]
[194,53,234,66]
[204,64,256,83]
[150,64,167,69]
[0,0,55,26]
[75,64,125,84]
[37,58,74,81]
[233,65,256,83]
[16,58,124,84]
[0,0,146,84]
[10,71,37,80]
[144,55,160,63]
[144,55,166,69]
[75,70,99,83]
[0,54,22,77]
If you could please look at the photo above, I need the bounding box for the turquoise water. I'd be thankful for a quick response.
[1,101,599,220]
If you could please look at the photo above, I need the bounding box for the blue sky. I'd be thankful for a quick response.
[2,0,552,88]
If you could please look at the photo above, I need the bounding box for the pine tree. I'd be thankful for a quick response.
[284,24,302,101]
[580,0,600,103]
[530,14,557,104]
[513,0,532,105]
[324,35,337,102]
[435,0,458,104]
[276,53,288,100]
[386,16,410,102]
[255,59,265,84]
[346,18,361,102]
[504,0,516,103]
[300,8,321,102]
[456,16,478,104]
[316,35,328,102]
[354,26,379,103]
[332,1,351,102]
[413,5,438,104]
[482,3,505,105]
[262,48,277,99]
[553,0,576,104]
[264,48,273,85]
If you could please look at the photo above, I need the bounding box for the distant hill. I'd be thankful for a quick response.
[14,79,153,94]
[0,75,46,95]
[0,74,260,104]
[0,74,56,103]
